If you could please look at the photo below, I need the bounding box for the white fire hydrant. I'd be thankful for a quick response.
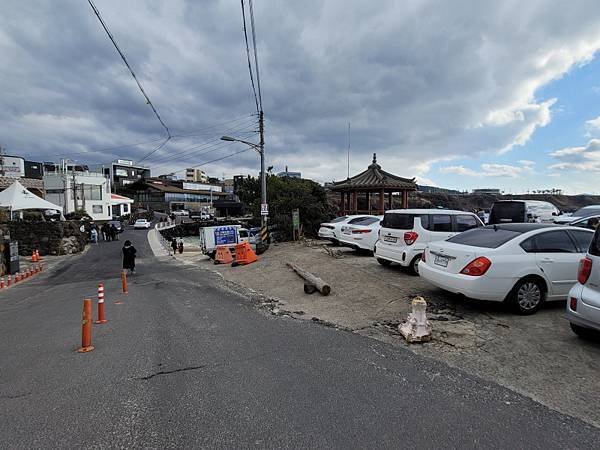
[399,296,432,343]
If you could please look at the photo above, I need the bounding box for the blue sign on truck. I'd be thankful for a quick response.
[214,226,238,246]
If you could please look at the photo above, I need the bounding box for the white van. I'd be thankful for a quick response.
[374,209,483,274]
[489,200,560,225]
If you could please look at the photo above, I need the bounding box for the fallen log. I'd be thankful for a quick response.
[286,262,331,296]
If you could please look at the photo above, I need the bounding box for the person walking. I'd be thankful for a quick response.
[101,223,109,241]
[178,237,184,254]
[90,227,98,244]
[122,240,137,274]
[110,224,118,241]
[171,237,178,254]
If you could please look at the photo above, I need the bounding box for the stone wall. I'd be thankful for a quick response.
[0,221,89,256]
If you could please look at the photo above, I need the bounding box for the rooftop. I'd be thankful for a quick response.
[331,154,417,191]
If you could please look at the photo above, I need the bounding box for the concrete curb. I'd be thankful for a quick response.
[147,228,172,259]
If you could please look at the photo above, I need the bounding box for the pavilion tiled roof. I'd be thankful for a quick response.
[331,154,417,191]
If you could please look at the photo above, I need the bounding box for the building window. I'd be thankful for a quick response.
[92,205,103,214]
[83,185,102,200]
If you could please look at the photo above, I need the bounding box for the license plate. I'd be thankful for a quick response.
[383,235,397,243]
[434,255,449,267]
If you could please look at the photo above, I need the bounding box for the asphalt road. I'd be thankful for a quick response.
[1,226,599,448]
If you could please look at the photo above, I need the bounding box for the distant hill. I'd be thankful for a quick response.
[410,192,600,213]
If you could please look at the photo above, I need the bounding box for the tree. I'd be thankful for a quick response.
[236,175,334,240]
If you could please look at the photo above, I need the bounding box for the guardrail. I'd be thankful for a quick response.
[155,221,176,256]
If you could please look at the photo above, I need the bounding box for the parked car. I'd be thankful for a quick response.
[555,205,600,225]
[338,215,383,253]
[488,200,560,225]
[171,209,190,216]
[374,209,483,274]
[107,220,124,233]
[133,219,151,229]
[566,226,600,338]
[189,211,212,221]
[318,215,377,245]
[419,223,594,314]
[569,214,600,230]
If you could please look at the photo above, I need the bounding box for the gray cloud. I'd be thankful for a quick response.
[2,0,600,182]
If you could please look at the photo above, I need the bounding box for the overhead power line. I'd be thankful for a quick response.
[241,1,259,112]
[248,0,263,111]
[87,0,171,139]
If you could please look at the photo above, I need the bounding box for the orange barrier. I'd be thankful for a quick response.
[7,275,11,286]
[234,242,258,266]
[77,298,94,353]
[95,283,107,324]
[36,250,42,261]
[0,278,4,289]
[31,251,37,262]
[121,271,128,294]
[214,245,234,265]
[15,273,21,282]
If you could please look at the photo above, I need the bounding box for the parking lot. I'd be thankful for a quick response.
[179,239,600,427]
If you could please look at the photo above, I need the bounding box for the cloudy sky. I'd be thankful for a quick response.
[3,1,600,194]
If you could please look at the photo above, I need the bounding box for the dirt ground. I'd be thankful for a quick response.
[177,239,600,427]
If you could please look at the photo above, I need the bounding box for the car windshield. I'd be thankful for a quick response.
[329,216,348,224]
[446,227,522,248]
[382,213,427,229]
[136,219,146,223]
[572,207,600,217]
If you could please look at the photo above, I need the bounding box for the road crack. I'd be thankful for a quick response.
[135,364,207,381]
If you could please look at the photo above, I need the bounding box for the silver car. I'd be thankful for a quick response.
[567,227,600,338]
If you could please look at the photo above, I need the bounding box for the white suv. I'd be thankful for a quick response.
[374,209,483,274]
[567,227,600,338]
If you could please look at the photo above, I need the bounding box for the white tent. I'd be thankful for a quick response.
[0,180,62,216]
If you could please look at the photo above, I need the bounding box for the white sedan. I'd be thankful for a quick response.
[133,219,151,229]
[419,223,594,314]
[338,216,383,253]
[318,215,376,245]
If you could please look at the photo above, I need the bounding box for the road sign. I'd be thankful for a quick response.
[261,203,269,216]
[292,209,300,230]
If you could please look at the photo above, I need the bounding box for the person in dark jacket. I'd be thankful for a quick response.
[110,224,119,241]
[171,237,178,254]
[122,240,137,273]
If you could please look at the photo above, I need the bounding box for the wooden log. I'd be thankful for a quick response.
[286,262,331,296]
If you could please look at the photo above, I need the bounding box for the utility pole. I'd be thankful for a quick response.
[0,144,5,177]
[72,169,78,212]
[259,110,267,236]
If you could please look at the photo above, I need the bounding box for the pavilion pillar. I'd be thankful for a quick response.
[379,189,385,214]
[366,191,370,214]
[402,190,409,208]
[352,191,357,214]
[388,191,393,210]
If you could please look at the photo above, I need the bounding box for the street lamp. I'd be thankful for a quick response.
[221,135,267,243]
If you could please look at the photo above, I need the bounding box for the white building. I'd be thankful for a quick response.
[110,193,134,217]
[43,171,112,221]
[185,168,209,183]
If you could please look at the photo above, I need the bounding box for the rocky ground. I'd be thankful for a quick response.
[176,239,600,428]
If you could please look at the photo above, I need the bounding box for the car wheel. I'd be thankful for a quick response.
[509,277,545,315]
[570,323,598,340]
[409,254,422,276]
[377,258,391,266]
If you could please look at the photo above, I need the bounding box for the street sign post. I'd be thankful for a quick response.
[292,209,300,240]
[261,203,269,216]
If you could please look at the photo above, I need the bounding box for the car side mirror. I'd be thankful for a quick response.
[380,220,384,226]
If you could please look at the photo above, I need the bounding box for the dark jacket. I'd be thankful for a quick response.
[122,245,137,269]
